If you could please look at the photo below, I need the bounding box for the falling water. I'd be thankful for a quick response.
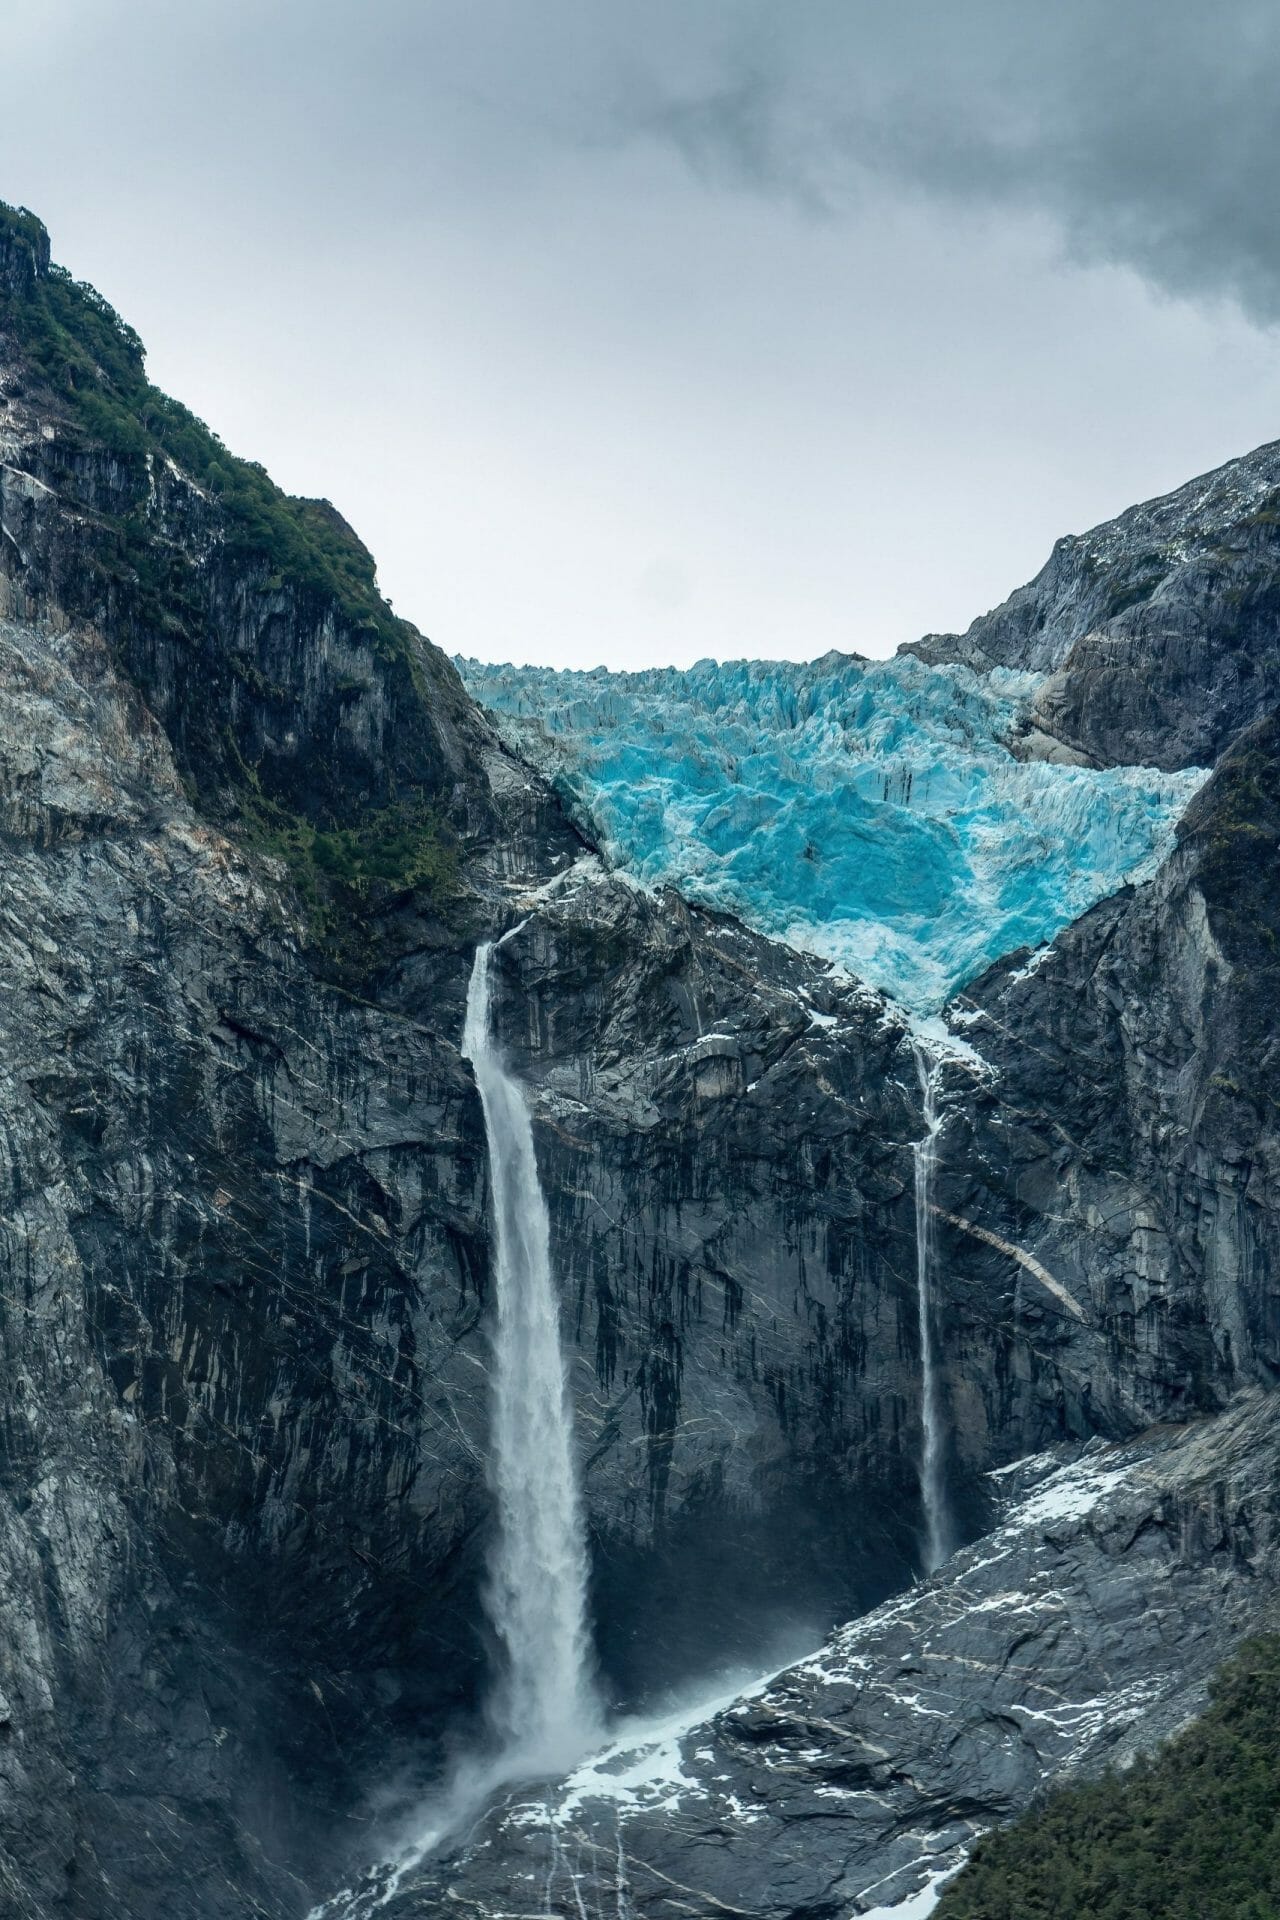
[912,1044,952,1574]
[306,941,603,1918]
[462,939,601,1771]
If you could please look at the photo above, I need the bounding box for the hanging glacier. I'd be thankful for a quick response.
[457,651,1208,1015]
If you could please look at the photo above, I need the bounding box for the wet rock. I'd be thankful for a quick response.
[382,1391,1280,1920]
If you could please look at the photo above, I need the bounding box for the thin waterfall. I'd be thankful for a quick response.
[462,940,602,1772]
[912,1043,952,1574]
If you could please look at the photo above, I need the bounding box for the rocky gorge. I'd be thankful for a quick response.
[0,200,1277,1919]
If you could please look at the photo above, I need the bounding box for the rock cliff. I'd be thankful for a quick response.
[0,199,1276,1920]
[918,536,1280,1543]
[374,1388,1280,1919]
[0,206,936,1916]
[905,438,1280,770]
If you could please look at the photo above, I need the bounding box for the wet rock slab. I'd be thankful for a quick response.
[380,1390,1280,1919]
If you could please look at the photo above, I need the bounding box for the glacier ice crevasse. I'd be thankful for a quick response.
[458,652,1208,1016]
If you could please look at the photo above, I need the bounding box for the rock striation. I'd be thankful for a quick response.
[369,1389,1280,1918]
[905,438,1280,771]
[0,205,936,1915]
[0,199,1276,1920]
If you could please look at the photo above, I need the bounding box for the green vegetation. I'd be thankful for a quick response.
[238,789,458,946]
[1,218,404,653]
[936,1635,1280,1920]
[1241,487,1280,531]
[1183,712,1280,971]
[0,202,460,961]
[1098,550,1169,620]
[0,225,386,580]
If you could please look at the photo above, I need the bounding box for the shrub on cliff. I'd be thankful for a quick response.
[937,1634,1280,1920]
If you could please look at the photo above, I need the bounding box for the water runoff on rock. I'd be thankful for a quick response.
[311,938,601,1915]
[912,1044,953,1574]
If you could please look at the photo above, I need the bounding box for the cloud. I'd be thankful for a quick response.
[6,0,1280,676]
[16,2,1277,318]
[611,0,1280,322]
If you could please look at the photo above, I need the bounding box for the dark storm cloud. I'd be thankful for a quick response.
[614,0,1280,321]
[6,1,1280,673]
[16,3,1277,317]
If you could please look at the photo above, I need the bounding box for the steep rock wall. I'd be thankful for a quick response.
[907,438,1280,771]
[374,1389,1280,1919]
[922,654,1280,1530]
[0,209,958,1917]
[0,200,1278,1920]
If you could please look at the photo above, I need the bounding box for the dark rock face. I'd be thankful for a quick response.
[0,608,508,1917]
[0,595,938,1913]
[921,675,1280,1542]
[484,874,928,1693]
[0,201,1277,1920]
[0,211,952,1917]
[373,1390,1280,1919]
[0,216,581,1915]
[907,439,1280,770]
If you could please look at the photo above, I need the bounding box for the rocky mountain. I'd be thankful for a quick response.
[0,204,936,1916]
[374,1389,1280,1918]
[0,198,1277,1920]
[904,439,1280,771]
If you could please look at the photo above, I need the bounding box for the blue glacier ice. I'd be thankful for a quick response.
[458,652,1208,1016]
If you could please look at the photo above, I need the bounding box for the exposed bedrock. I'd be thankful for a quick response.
[922,709,1280,1525]
[479,871,927,1692]
[0,205,1277,1919]
[0,599,944,1914]
[375,1389,1280,1920]
[907,437,1280,771]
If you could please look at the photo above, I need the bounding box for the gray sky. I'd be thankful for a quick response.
[4,1,1280,668]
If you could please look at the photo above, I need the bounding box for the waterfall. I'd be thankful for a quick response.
[912,1044,952,1574]
[306,942,603,1917]
[462,940,601,1772]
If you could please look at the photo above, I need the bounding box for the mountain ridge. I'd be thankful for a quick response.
[904,434,1280,770]
[0,199,1276,1919]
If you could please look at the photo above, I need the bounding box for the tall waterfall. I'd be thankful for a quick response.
[308,944,601,1916]
[462,941,601,1772]
[912,1045,952,1574]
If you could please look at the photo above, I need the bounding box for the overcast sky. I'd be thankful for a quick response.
[4,1,1280,669]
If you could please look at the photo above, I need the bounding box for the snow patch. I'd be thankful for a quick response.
[551,1665,784,1821]
[1015,1458,1132,1527]
[857,1859,968,1918]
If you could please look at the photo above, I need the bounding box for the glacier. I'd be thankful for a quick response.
[457,652,1208,1016]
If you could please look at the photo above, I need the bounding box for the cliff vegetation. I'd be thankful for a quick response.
[937,1636,1280,1920]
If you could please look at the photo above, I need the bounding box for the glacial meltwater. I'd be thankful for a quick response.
[461,939,601,1771]
[912,1045,953,1573]
[313,941,600,1914]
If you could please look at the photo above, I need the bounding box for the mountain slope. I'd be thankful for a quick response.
[937,1634,1280,1920]
[0,197,1278,1920]
[360,1390,1280,1919]
[905,437,1280,770]
[0,203,580,970]
[0,206,952,1915]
